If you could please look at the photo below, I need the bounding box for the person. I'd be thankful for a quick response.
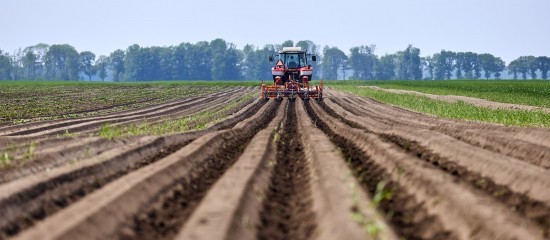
[287,55,298,68]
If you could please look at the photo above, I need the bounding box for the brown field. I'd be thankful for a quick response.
[1,87,549,240]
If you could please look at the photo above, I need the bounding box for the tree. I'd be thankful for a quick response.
[242,44,276,80]
[321,46,347,80]
[0,50,13,80]
[422,56,435,80]
[22,50,37,80]
[349,45,377,80]
[376,54,396,80]
[95,55,109,81]
[537,56,550,80]
[172,43,189,80]
[210,38,242,80]
[525,56,538,79]
[454,52,465,79]
[109,49,125,81]
[295,40,319,54]
[433,50,455,80]
[79,51,96,80]
[508,60,519,80]
[295,40,319,70]
[509,56,537,80]
[478,53,505,80]
[43,44,79,80]
[159,47,176,80]
[123,44,142,81]
[458,52,481,79]
[395,45,422,80]
[8,49,24,80]
[186,41,212,80]
[493,57,506,79]
[281,40,294,48]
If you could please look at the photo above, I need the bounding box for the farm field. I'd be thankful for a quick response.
[338,80,550,108]
[329,80,550,127]
[0,82,549,240]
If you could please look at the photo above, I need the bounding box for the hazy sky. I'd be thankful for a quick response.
[2,0,549,63]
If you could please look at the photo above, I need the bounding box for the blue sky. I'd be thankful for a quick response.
[2,0,549,63]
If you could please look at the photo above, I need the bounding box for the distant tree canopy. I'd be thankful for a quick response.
[0,39,549,81]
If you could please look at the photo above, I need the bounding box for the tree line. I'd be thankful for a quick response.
[1,39,549,81]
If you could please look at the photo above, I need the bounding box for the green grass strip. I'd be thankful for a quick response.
[332,85,550,128]
[325,80,550,108]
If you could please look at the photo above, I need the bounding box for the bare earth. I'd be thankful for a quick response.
[361,85,550,113]
[0,88,549,240]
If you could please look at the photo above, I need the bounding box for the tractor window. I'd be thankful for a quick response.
[284,54,306,68]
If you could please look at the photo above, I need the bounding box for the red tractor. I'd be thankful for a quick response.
[261,47,322,101]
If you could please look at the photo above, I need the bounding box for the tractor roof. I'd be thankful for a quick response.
[280,47,304,53]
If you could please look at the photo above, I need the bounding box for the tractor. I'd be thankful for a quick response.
[261,47,322,101]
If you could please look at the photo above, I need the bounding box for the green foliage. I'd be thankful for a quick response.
[110,49,125,81]
[396,45,422,80]
[95,55,109,81]
[0,81,258,123]
[0,50,13,80]
[0,151,12,167]
[339,80,550,108]
[322,46,348,80]
[79,51,96,81]
[349,45,377,80]
[332,83,550,127]
[4,40,550,82]
[373,181,394,207]
[98,93,255,138]
[23,142,36,160]
[281,40,294,48]
[43,44,80,80]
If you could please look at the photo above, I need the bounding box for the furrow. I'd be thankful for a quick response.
[322,98,550,236]
[10,99,278,240]
[174,99,286,240]
[295,99,398,240]
[306,100,545,240]
[1,88,243,137]
[255,101,317,240]
[332,94,550,170]
[117,100,280,240]
[0,96,267,239]
[0,91,261,184]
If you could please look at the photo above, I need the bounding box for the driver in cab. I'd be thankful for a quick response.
[287,56,298,69]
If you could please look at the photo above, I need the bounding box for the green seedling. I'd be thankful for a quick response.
[373,181,394,207]
[1,151,12,167]
[23,141,36,160]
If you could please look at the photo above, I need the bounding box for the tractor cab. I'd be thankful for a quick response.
[262,47,322,101]
[268,47,317,84]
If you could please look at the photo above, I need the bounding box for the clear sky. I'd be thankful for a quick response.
[2,0,549,63]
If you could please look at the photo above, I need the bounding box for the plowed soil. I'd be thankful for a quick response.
[1,87,549,240]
